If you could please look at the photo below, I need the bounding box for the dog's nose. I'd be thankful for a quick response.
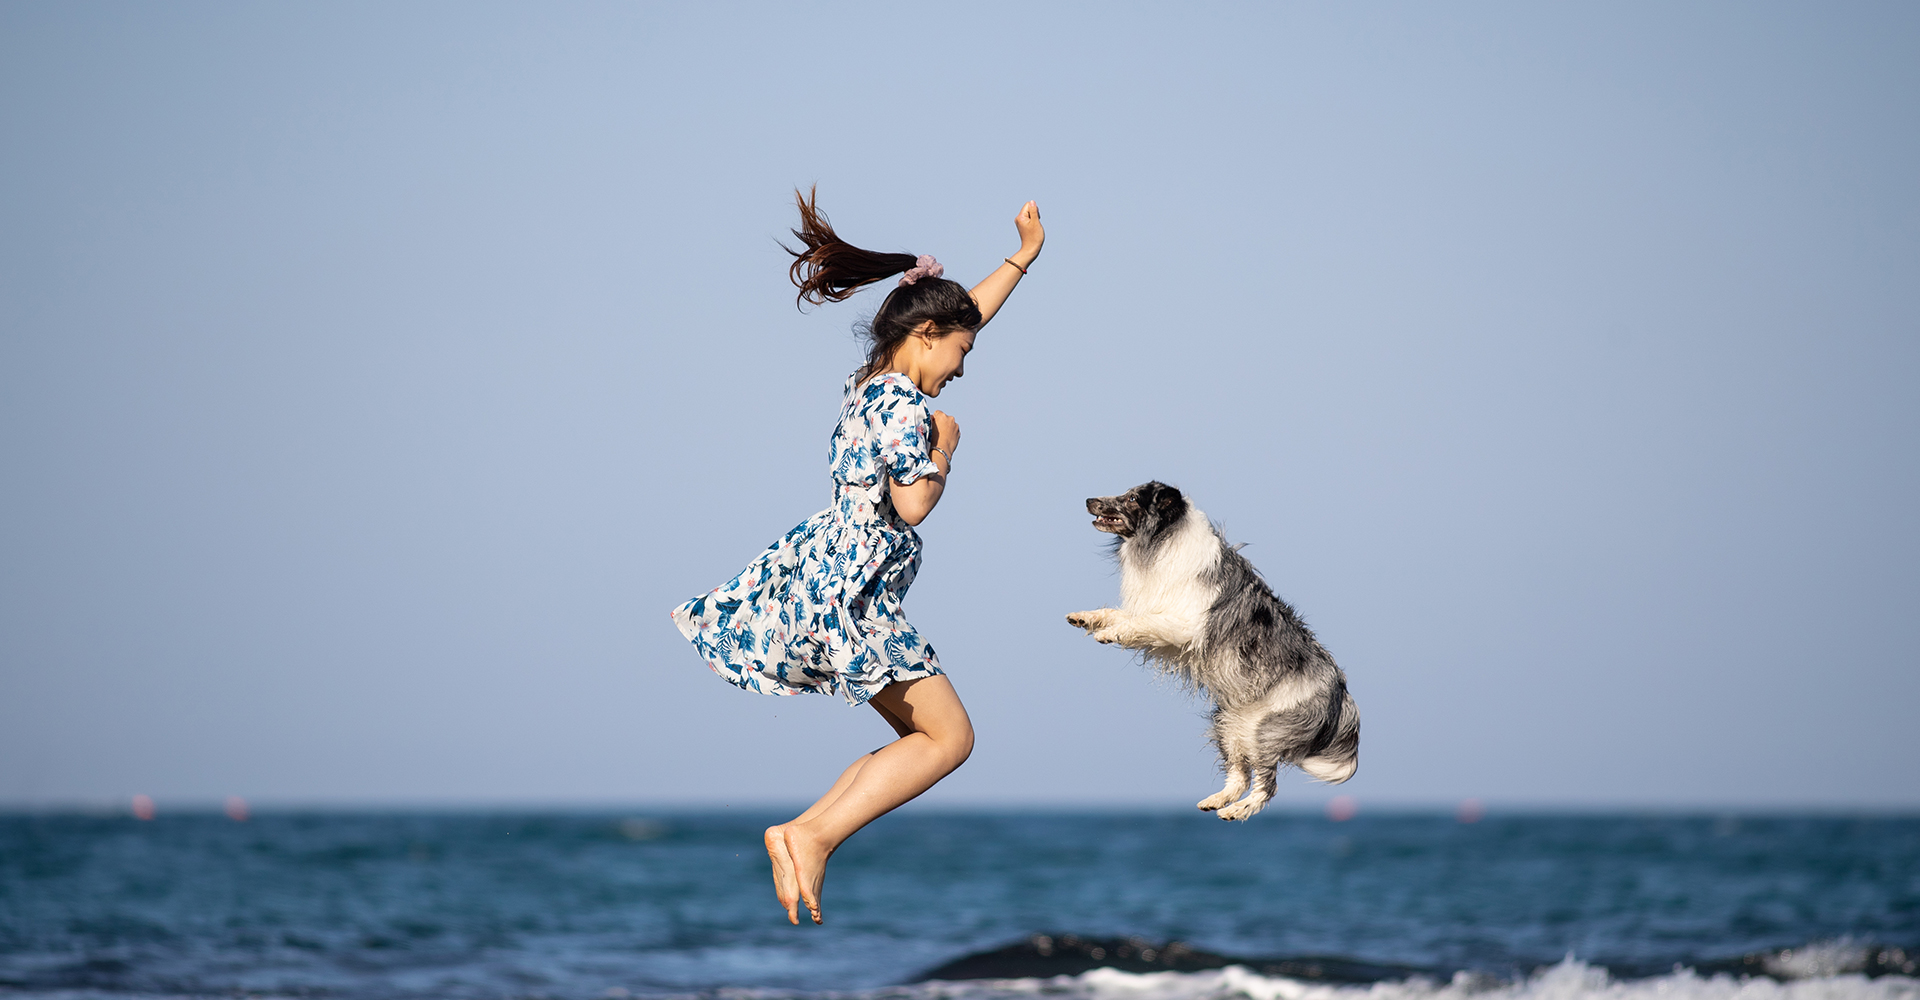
[1085,498,1100,513]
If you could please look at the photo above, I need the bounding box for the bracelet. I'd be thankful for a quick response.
[933,446,954,467]
[1004,257,1028,275]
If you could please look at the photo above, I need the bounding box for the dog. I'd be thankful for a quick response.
[1066,481,1359,821]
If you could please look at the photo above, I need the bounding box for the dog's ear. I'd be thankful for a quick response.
[1153,483,1184,511]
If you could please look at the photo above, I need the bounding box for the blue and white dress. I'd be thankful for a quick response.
[670,371,945,706]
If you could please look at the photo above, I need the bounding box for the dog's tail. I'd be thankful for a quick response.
[1298,683,1360,784]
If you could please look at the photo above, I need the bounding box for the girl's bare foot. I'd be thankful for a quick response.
[783,824,831,925]
[764,826,800,925]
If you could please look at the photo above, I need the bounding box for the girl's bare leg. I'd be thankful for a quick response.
[783,675,974,924]
[764,699,918,924]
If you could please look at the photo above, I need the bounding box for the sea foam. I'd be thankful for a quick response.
[902,960,1918,1000]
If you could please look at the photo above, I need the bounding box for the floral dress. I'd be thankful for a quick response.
[670,371,945,706]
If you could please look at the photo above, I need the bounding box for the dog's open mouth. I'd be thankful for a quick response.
[1086,496,1133,535]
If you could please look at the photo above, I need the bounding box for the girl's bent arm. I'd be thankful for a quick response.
[892,383,960,525]
[970,201,1045,328]
[889,471,945,526]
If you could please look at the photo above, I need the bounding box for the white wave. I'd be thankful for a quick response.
[909,959,1919,1000]
[12,958,1906,1000]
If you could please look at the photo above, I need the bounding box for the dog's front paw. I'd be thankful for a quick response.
[1216,799,1266,822]
[1065,609,1114,633]
[1090,627,1122,645]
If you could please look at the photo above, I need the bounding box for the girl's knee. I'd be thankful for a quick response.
[945,720,975,768]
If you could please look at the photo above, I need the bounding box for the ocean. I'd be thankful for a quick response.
[1,811,1914,1000]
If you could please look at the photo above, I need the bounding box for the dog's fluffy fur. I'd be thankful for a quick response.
[1067,481,1359,821]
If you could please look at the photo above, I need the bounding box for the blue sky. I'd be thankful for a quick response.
[2,2,1915,810]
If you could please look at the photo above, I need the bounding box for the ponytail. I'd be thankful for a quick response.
[783,187,983,381]
[786,187,918,305]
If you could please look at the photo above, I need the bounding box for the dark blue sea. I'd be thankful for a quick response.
[2,811,1915,1000]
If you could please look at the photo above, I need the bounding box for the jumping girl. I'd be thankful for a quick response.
[671,190,1044,925]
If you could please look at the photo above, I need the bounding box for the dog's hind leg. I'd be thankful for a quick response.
[1216,762,1277,822]
[1197,707,1253,813]
[1218,702,1322,821]
[1197,763,1249,812]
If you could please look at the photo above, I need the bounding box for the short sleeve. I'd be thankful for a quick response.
[868,376,941,486]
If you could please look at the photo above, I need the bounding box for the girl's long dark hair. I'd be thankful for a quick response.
[785,187,982,381]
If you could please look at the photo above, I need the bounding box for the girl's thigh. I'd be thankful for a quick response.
[869,675,972,743]
[870,698,913,739]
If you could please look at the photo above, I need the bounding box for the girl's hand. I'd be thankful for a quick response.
[931,410,961,458]
[969,202,1043,329]
[1014,201,1044,257]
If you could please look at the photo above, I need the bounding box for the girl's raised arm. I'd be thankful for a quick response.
[970,201,1045,328]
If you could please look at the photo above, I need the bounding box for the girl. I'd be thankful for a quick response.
[670,190,1044,925]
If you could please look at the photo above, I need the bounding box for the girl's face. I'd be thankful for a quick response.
[909,326,975,397]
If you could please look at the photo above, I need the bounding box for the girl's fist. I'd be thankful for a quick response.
[1015,201,1044,254]
[931,410,961,456]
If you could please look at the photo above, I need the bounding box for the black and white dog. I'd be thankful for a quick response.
[1066,481,1359,821]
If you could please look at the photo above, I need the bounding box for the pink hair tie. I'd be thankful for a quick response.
[898,255,944,286]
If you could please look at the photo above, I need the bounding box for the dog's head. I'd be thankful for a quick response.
[1086,481,1188,539]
